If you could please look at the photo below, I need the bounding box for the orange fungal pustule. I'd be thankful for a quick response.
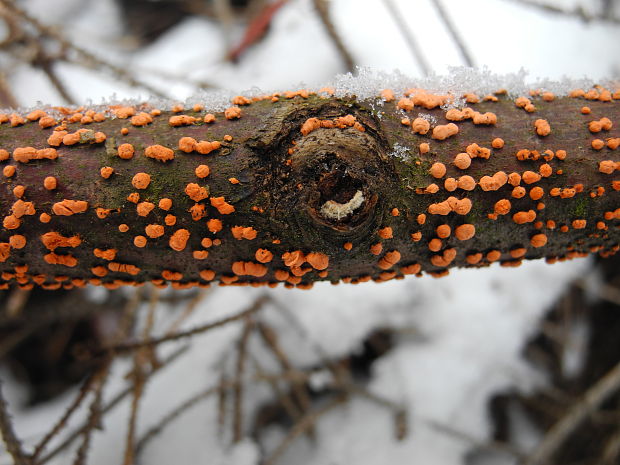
[431,123,459,140]
[145,144,174,162]
[132,172,151,189]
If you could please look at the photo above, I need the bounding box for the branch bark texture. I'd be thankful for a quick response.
[0,86,618,290]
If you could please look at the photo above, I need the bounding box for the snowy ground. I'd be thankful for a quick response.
[1,0,619,464]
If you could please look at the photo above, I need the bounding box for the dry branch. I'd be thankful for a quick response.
[0,85,618,290]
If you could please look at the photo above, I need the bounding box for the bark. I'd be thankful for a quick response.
[0,88,618,290]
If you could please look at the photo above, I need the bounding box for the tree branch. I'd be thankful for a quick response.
[0,85,618,290]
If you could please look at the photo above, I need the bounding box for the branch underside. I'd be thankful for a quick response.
[0,86,618,290]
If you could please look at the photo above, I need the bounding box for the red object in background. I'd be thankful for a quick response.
[228,0,288,62]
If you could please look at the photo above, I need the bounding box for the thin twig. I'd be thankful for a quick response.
[429,0,475,67]
[105,295,269,355]
[312,0,355,72]
[38,346,189,465]
[381,0,431,76]
[30,370,99,461]
[602,426,620,465]
[0,380,31,465]
[503,0,620,25]
[37,58,77,105]
[261,396,346,465]
[233,316,255,443]
[523,358,620,465]
[0,72,18,109]
[0,0,169,98]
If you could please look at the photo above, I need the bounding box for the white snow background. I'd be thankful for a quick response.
[1,0,619,464]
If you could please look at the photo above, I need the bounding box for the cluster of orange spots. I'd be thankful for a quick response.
[93,248,117,260]
[231,226,257,240]
[168,229,190,251]
[431,248,457,268]
[63,129,106,146]
[3,166,15,177]
[116,143,135,160]
[411,118,431,135]
[91,266,108,277]
[466,143,491,159]
[428,197,472,215]
[472,112,497,125]
[549,187,576,198]
[436,224,451,238]
[604,137,620,150]
[12,147,58,163]
[178,137,221,154]
[145,144,174,162]
[530,233,548,248]
[453,152,471,169]
[491,138,505,149]
[569,87,615,101]
[206,218,222,233]
[9,235,26,249]
[404,89,450,109]
[12,185,24,198]
[184,183,209,202]
[534,119,551,136]
[210,196,235,214]
[431,123,459,141]
[378,250,401,270]
[100,167,114,179]
[588,117,613,133]
[52,199,88,216]
[429,162,446,178]
[572,219,587,229]
[479,171,508,191]
[112,106,136,119]
[199,269,216,281]
[40,232,81,250]
[162,270,183,281]
[189,204,206,221]
[108,262,140,275]
[254,248,273,263]
[169,115,197,127]
[529,186,544,200]
[0,244,9,262]
[492,199,511,216]
[158,198,172,210]
[380,89,395,102]
[282,250,305,267]
[131,112,153,126]
[137,201,155,216]
[306,252,330,270]
[401,263,421,275]
[455,175,475,191]
[522,171,541,184]
[144,224,164,238]
[513,210,536,224]
[455,224,475,240]
[515,96,536,112]
[378,226,393,239]
[133,235,147,247]
[224,106,242,120]
[132,172,151,189]
[44,252,78,267]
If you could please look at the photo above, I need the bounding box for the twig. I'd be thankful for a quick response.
[71,365,110,465]
[36,57,77,105]
[38,346,189,465]
[523,358,620,465]
[105,295,269,355]
[429,0,475,67]
[312,0,355,72]
[30,370,99,460]
[503,0,620,25]
[164,288,210,336]
[233,316,255,443]
[261,396,346,465]
[381,0,431,76]
[0,0,169,98]
[602,426,620,465]
[0,72,18,109]
[0,380,31,465]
